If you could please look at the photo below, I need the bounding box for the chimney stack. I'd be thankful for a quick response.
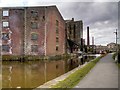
[72,18,74,21]
[87,26,90,46]
[92,37,94,45]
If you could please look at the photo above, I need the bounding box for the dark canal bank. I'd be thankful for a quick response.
[2,55,97,88]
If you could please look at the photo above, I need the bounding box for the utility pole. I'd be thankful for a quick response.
[87,26,90,53]
[92,37,94,53]
[114,29,117,52]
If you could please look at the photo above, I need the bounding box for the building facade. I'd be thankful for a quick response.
[65,18,83,53]
[1,6,65,56]
[107,43,117,52]
[96,45,108,53]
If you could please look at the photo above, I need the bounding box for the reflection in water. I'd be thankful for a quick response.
[0,61,2,89]
[2,56,96,88]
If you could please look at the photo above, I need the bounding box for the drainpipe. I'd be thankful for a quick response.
[24,7,27,56]
[44,7,47,56]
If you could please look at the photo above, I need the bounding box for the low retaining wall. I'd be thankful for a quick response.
[2,54,75,61]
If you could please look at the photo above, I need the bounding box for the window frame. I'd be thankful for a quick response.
[56,46,59,51]
[31,10,38,18]
[2,33,9,40]
[2,45,10,52]
[2,21,9,28]
[31,45,38,52]
[31,22,38,29]
[56,20,59,26]
[56,27,59,34]
[56,37,59,43]
[2,10,9,16]
[31,33,38,40]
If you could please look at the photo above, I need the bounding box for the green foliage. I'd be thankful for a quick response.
[51,55,104,88]
[118,63,120,68]
[112,52,117,60]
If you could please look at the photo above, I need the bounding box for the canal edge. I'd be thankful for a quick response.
[35,60,93,89]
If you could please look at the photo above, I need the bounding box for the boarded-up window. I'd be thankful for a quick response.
[56,20,59,26]
[31,10,38,18]
[56,46,59,51]
[31,45,38,52]
[2,45,9,52]
[31,22,38,29]
[31,33,38,40]
[56,27,59,34]
[2,33,9,40]
[3,10,9,16]
[3,22,9,28]
[56,37,59,43]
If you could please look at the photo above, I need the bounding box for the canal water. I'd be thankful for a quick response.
[2,55,97,88]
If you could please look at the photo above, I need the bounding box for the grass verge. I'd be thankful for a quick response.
[117,63,120,68]
[51,54,105,89]
[112,52,120,68]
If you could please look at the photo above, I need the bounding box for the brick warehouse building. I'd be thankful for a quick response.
[65,18,83,53]
[0,6,65,56]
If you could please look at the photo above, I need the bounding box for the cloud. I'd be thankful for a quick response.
[0,1,118,45]
[55,2,118,45]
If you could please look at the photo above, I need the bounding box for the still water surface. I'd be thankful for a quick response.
[2,56,96,88]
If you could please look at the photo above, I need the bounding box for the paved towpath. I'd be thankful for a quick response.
[74,53,118,88]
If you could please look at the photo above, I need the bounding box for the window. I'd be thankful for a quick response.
[31,22,38,29]
[43,16,45,21]
[56,27,59,34]
[3,10,9,16]
[56,37,59,43]
[56,20,59,26]
[3,22,9,28]
[31,10,38,18]
[31,45,38,52]
[56,46,59,51]
[2,33,9,40]
[2,45,10,52]
[31,33,38,40]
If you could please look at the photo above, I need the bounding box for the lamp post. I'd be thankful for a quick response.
[114,29,117,52]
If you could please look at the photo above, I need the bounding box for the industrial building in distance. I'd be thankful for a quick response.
[65,18,83,53]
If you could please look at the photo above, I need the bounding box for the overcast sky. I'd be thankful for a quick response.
[0,0,119,46]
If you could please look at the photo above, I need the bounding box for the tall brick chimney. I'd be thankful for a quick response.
[92,37,94,45]
[72,18,74,21]
[87,26,90,46]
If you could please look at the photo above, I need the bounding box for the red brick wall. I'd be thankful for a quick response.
[1,6,65,56]
[2,9,24,55]
[25,6,65,56]
[46,6,65,56]
[0,9,2,56]
[25,7,45,55]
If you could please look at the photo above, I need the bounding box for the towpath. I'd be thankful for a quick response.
[74,53,118,88]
